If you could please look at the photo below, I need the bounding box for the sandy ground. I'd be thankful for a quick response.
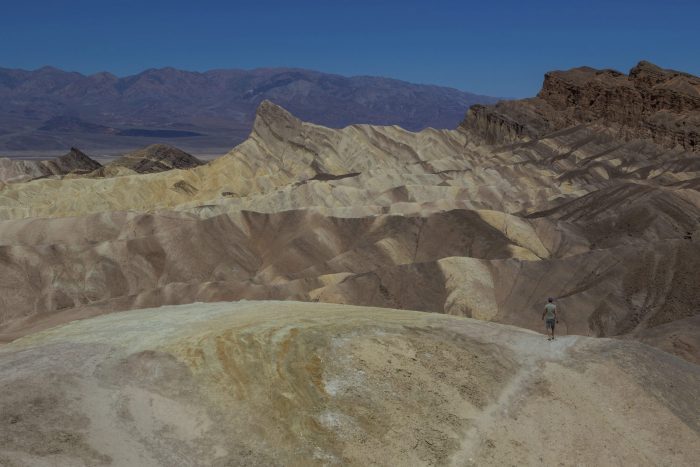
[0,301,697,466]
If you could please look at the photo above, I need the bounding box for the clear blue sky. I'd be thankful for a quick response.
[1,0,698,97]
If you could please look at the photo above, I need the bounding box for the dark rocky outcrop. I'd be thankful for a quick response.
[105,144,204,174]
[0,147,102,183]
[461,61,700,151]
[47,147,103,174]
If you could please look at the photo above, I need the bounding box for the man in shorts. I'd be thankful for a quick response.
[542,297,558,340]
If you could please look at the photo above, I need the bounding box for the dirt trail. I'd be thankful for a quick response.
[0,301,697,466]
[451,335,581,466]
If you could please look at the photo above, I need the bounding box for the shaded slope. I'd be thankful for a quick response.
[0,147,101,183]
[0,208,568,340]
[95,144,204,176]
[0,206,696,361]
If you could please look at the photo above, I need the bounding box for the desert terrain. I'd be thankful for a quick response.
[0,62,698,356]
[0,61,698,465]
[1,301,698,466]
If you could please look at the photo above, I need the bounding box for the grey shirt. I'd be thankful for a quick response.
[544,303,556,320]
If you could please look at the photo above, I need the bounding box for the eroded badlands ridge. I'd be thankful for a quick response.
[1,302,698,466]
[0,147,101,183]
[0,62,698,364]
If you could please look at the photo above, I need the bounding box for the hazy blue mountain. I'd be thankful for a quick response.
[0,66,499,153]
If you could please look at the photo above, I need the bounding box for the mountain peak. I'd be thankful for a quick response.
[252,100,303,137]
[255,99,298,120]
[108,143,203,174]
[632,60,663,73]
[54,147,102,172]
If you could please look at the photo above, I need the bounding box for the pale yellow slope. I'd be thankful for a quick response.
[1,301,697,466]
[0,101,583,221]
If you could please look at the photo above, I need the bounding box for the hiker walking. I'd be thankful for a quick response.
[542,297,558,340]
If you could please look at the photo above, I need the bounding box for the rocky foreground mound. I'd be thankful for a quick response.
[0,301,697,466]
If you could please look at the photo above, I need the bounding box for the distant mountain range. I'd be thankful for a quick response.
[0,66,499,153]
